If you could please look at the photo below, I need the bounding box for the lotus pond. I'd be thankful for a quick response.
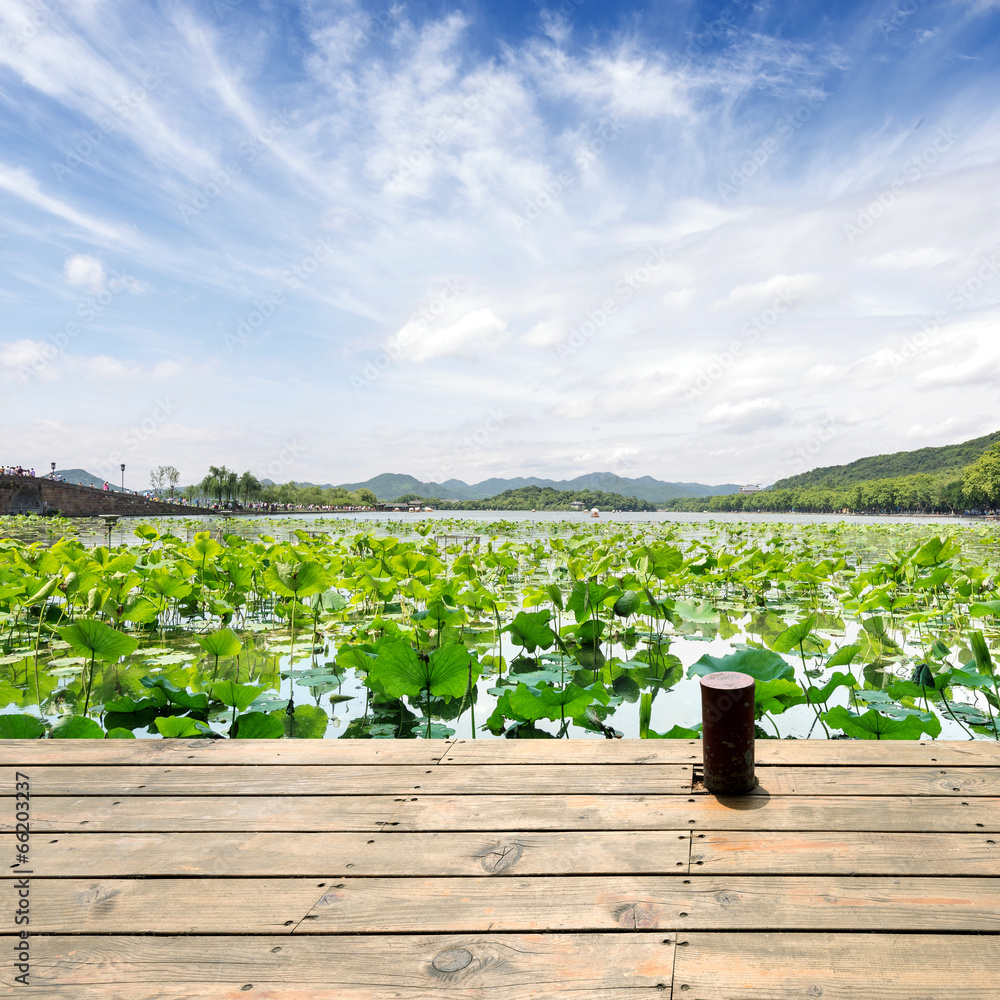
[2,513,1000,741]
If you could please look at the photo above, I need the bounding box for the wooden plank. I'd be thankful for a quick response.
[8,794,998,832]
[0,933,676,999]
[443,738,1000,765]
[1,764,692,796]
[11,764,998,797]
[4,738,998,766]
[673,932,1000,999]
[690,831,1000,874]
[744,765,1000,796]
[0,739,457,765]
[18,875,1000,934]
[0,831,693,876]
[293,874,1000,933]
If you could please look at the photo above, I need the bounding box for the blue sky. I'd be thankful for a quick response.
[2,0,1000,489]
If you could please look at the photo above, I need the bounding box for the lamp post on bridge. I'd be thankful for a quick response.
[50,462,55,479]
[120,463,125,493]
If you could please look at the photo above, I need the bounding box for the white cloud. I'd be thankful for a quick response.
[521,320,565,347]
[702,398,788,433]
[65,255,106,293]
[716,273,822,309]
[3,1,1000,484]
[871,247,956,269]
[404,308,508,362]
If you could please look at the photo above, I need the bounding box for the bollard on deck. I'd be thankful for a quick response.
[700,671,757,794]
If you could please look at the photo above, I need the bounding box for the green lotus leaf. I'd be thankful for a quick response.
[58,619,138,663]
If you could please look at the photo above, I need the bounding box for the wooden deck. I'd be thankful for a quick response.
[3,738,1000,998]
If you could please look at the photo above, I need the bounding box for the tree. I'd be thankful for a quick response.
[163,466,180,497]
[151,465,180,496]
[200,465,238,504]
[238,471,262,505]
[963,444,1000,508]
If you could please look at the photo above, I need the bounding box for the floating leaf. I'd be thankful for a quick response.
[271,703,329,738]
[688,648,795,682]
[0,714,45,739]
[154,716,208,738]
[821,705,936,740]
[231,711,284,738]
[51,715,105,739]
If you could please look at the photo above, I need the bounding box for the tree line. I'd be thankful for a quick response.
[662,443,1000,515]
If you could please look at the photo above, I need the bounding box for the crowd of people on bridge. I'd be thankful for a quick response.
[1,466,36,477]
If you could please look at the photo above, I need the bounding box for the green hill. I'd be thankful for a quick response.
[337,472,740,502]
[772,430,1000,490]
[437,485,657,512]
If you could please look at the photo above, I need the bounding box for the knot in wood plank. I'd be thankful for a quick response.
[432,948,473,973]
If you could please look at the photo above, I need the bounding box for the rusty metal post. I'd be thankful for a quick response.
[700,671,757,794]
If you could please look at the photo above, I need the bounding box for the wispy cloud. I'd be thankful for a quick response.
[2,0,1000,485]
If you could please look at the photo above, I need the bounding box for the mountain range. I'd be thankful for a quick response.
[331,472,742,502]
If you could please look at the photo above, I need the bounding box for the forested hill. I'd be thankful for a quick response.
[772,430,1000,490]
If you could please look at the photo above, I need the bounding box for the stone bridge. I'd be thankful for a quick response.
[0,475,199,517]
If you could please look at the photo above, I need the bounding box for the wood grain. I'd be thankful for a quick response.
[0,830,692,877]
[0,739,457,765]
[0,933,676,999]
[690,830,1000,874]
[6,739,997,766]
[672,932,1000,999]
[5,739,999,998]
[0,763,692,796]
[443,739,1000,765]
[8,764,998,797]
[8,793,997,832]
[21,875,999,933]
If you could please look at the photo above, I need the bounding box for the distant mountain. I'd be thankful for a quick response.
[771,430,1000,490]
[336,472,742,502]
[55,468,126,492]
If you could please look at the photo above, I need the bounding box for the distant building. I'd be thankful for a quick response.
[739,484,763,494]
